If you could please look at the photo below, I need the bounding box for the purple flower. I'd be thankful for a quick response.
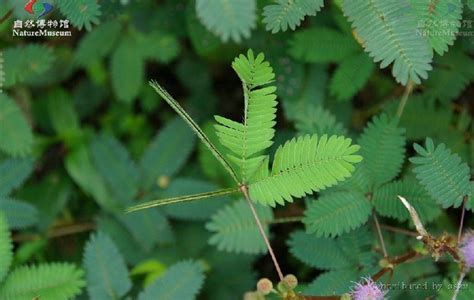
[351,278,386,300]
[460,230,474,270]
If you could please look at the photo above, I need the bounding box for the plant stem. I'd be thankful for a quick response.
[271,216,304,224]
[240,185,284,281]
[452,272,465,300]
[373,213,388,258]
[380,224,418,237]
[457,196,467,244]
[396,80,414,119]
[13,222,96,242]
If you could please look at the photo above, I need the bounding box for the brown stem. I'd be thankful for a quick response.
[240,185,284,281]
[380,224,418,237]
[457,196,467,244]
[396,80,414,118]
[372,250,419,281]
[271,216,304,224]
[373,213,388,257]
[13,222,96,242]
[0,8,13,24]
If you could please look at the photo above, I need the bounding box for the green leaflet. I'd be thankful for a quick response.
[0,198,39,229]
[186,2,221,56]
[139,117,196,191]
[83,232,131,299]
[74,20,122,66]
[358,114,406,188]
[289,27,360,63]
[56,0,101,31]
[195,0,256,42]
[111,36,144,103]
[373,179,442,223]
[90,133,139,205]
[0,263,85,300]
[138,260,205,300]
[0,157,34,197]
[410,0,463,55]
[0,212,12,283]
[294,105,347,137]
[410,138,470,208]
[303,191,372,237]
[249,134,362,206]
[0,94,33,157]
[214,49,277,182]
[206,199,273,254]
[329,52,375,102]
[343,0,433,85]
[262,0,325,33]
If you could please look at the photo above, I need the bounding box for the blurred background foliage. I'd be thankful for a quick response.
[0,0,473,299]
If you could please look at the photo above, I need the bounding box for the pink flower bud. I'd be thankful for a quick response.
[351,278,386,300]
[460,230,474,270]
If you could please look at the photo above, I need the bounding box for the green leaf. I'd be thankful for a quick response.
[0,212,13,283]
[214,49,277,182]
[329,53,375,102]
[74,20,122,66]
[45,89,80,138]
[163,178,231,221]
[137,31,181,64]
[90,134,139,205]
[57,0,101,31]
[373,179,442,223]
[83,232,131,300]
[294,106,347,137]
[410,138,470,208]
[65,145,121,212]
[111,37,144,103]
[206,199,273,254]
[186,2,221,56]
[343,0,433,85]
[249,134,362,206]
[0,263,85,300]
[195,0,256,42]
[140,117,196,191]
[410,0,463,55]
[304,270,358,296]
[288,230,351,270]
[0,157,34,197]
[358,114,406,188]
[0,94,33,156]
[0,198,39,229]
[304,191,372,237]
[3,45,54,87]
[289,27,360,63]
[262,0,325,33]
[138,260,205,300]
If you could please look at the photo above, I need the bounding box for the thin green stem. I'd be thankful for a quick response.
[396,80,414,119]
[149,81,240,185]
[452,272,465,300]
[373,213,388,258]
[241,185,284,281]
[457,196,467,244]
[125,187,239,213]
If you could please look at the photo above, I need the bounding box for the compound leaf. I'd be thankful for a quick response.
[0,198,39,229]
[206,199,273,254]
[83,232,131,300]
[0,94,33,156]
[57,0,101,31]
[249,134,362,206]
[0,157,34,197]
[0,212,12,283]
[262,0,324,33]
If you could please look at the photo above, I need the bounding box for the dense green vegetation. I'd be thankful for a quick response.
[0,0,473,299]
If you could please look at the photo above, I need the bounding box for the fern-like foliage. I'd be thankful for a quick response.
[410,138,471,208]
[56,0,101,31]
[214,50,277,182]
[262,0,324,33]
[304,270,358,296]
[410,0,463,55]
[0,263,85,300]
[294,106,347,137]
[373,179,441,223]
[206,199,273,254]
[249,135,362,206]
[303,191,372,237]
[0,157,34,197]
[289,28,360,63]
[83,232,131,300]
[358,114,406,188]
[329,52,375,102]
[343,0,433,85]
[0,212,12,283]
[195,0,256,42]
[0,94,33,157]
[0,198,39,229]
[138,260,205,300]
